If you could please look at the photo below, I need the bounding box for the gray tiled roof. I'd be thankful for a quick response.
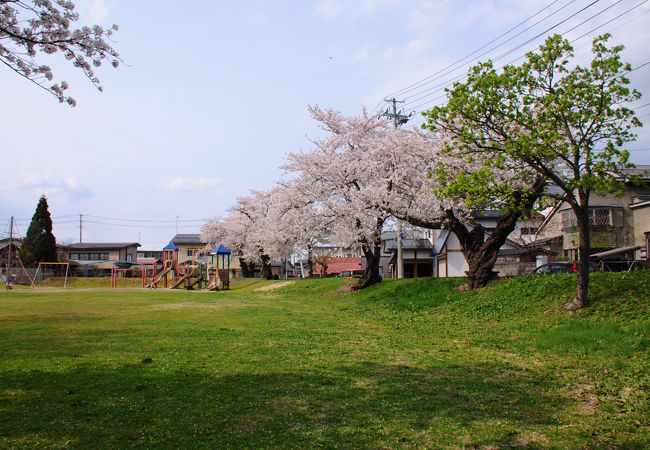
[65,242,140,250]
[171,234,205,245]
[432,230,450,254]
[384,238,433,251]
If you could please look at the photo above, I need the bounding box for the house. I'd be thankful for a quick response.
[309,241,363,277]
[539,166,650,263]
[312,242,361,259]
[63,242,140,275]
[137,249,163,260]
[314,257,362,277]
[380,230,435,278]
[377,210,555,279]
[169,234,211,265]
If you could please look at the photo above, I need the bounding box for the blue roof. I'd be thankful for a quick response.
[210,244,231,255]
[163,242,178,251]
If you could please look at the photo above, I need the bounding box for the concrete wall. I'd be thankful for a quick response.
[494,262,537,276]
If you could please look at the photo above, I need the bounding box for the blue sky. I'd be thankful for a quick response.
[1,0,649,249]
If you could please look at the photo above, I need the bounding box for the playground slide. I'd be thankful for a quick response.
[169,266,200,289]
[203,275,218,291]
[147,265,173,288]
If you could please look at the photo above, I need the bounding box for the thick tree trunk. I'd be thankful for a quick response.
[352,218,384,290]
[239,258,251,278]
[386,178,545,289]
[565,197,591,311]
[447,177,546,289]
[354,242,382,290]
[446,213,508,289]
[260,254,273,279]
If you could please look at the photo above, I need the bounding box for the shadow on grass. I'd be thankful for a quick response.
[0,360,564,448]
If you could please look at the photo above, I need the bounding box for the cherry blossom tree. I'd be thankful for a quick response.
[284,106,392,289]
[201,215,254,277]
[364,126,545,289]
[1,0,120,105]
[255,181,333,277]
[202,189,285,279]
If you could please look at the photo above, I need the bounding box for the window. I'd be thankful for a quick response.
[187,250,193,257]
[71,252,109,261]
[520,227,539,235]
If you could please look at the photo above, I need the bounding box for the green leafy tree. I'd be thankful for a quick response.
[20,196,57,266]
[424,34,641,310]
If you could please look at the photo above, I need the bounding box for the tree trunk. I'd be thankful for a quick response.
[239,258,251,278]
[260,254,273,279]
[354,241,382,290]
[388,178,545,290]
[446,214,506,289]
[565,196,591,311]
[352,218,384,290]
[307,245,314,278]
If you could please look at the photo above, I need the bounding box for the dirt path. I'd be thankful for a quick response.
[255,281,295,291]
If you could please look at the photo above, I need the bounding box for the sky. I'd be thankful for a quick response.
[1,0,649,250]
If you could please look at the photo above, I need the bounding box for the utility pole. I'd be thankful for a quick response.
[7,216,13,285]
[79,214,83,243]
[382,98,412,279]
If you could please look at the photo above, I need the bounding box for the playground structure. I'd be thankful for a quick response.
[206,245,231,290]
[146,243,231,291]
[1,242,34,286]
[31,262,70,288]
[110,261,146,288]
[169,264,201,289]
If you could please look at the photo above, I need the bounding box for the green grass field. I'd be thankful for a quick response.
[0,272,648,448]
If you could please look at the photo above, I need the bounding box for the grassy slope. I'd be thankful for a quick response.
[0,272,647,448]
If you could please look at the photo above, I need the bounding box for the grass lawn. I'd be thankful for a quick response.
[0,272,648,448]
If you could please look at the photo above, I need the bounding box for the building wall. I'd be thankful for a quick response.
[446,251,467,277]
[313,246,361,259]
[175,244,210,265]
[632,205,650,260]
[66,245,139,270]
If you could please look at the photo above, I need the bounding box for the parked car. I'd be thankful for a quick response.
[338,269,364,278]
[531,262,596,274]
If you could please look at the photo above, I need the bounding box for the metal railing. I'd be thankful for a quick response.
[561,207,623,229]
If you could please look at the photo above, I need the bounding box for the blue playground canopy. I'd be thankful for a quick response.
[210,245,231,255]
[163,242,179,251]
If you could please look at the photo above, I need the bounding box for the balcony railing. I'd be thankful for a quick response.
[561,207,623,230]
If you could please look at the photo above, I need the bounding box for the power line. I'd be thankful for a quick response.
[403,0,613,110]
[84,214,206,223]
[403,0,649,113]
[384,0,574,101]
[83,220,201,230]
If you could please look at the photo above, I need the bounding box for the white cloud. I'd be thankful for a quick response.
[405,39,431,57]
[314,0,401,19]
[166,177,221,192]
[0,170,93,201]
[314,0,346,18]
[354,45,371,61]
[75,0,117,24]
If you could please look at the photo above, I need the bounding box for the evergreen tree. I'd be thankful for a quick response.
[20,196,57,266]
